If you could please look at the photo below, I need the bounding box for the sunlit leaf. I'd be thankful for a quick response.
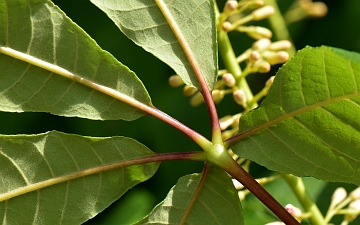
[0,131,159,224]
[91,0,218,90]
[232,46,360,185]
[0,0,151,121]
[136,165,243,225]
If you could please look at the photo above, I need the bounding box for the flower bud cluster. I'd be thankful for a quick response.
[284,0,328,25]
[238,38,291,75]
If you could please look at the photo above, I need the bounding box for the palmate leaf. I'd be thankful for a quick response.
[0,0,151,121]
[90,0,218,90]
[137,165,243,225]
[0,131,159,225]
[232,46,360,185]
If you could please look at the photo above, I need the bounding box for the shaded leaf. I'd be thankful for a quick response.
[90,0,218,90]
[136,165,243,225]
[0,131,159,224]
[0,0,151,121]
[232,46,360,185]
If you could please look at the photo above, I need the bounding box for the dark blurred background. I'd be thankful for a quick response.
[1,0,360,224]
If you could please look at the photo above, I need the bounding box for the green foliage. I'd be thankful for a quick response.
[232,46,360,185]
[0,0,359,224]
[91,0,218,90]
[137,166,243,225]
[0,131,159,224]
[0,0,151,121]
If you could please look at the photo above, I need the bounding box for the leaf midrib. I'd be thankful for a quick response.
[229,91,360,143]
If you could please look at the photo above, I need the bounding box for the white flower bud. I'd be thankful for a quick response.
[254,60,271,73]
[222,21,232,32]
[222,73,236,87]
[212,90,225,104]
[350,187,360,200]
[349,199,360,212]
[332,187,347,206]
[301,2,328,18]
[252,6,275,21]
[221,130,233,141]
[232,179,244,190]
[220,115,234,130]
[233,89,247,106]
[224,0,238,15]
[266,51,289,65]
[285,204,302,218]
[264,222,284,225]
[249,51,261,63]
[265,76,275,88]
[190,92,204,107]
[238,26,272,40]
[183,85,197,96]
[252,38,271,51]
[168,75,184,87]
[268,40,292,51]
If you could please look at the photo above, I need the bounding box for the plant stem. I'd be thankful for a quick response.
[264,0,296,56]
[0,46,213,150]
[0,151,208,202]
[283,174,326,225]
[222,157,300,225]
[155,0,223,145]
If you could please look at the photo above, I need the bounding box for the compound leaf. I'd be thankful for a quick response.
[90,0,218,90]
[0,131,159,225]
[231,46,360,186]
[0,0,151,121]
[136,165,243,225]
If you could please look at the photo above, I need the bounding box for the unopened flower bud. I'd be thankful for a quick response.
[265,76,275,88]
[285,204,302,218]
[190,92,204,107]
[238,26,272,40]
[220,115,234,130]
[266,51,289,65]
[224,0,238,15]
[264,222,284,225]
[252,6,275,21]
[350,187,360,200]
[332,187,347,206]
[254,60,271,73]
[222,73,236,87]
[168,75,184,87]
[212,90,225,104]
[221,130,233,140]
[245,0,264,9]
[232,179,244,190]
[268,40,292,51]
[183,85,197,96]
[252,38,271,51]
[302,2,328,18]
[349,199,360,212]
[222,21,232,32]
[233,89,247,106]
[249,51,261,63]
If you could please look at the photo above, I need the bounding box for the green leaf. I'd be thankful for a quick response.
[0,0,151,121]
[90,0,218,90]
[231,46,360,185]
[0,131,159,224]
[136,165,243,225]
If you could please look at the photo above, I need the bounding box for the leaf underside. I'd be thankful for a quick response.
[136,165,243,225]
[0,131,159,225]
[90,0,218,90]
[232,46,360,186]
[0,0,151,121]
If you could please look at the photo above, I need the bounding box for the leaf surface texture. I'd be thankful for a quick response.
[0,0,151,121]
[232,46,360,185]
[0,131,159,224]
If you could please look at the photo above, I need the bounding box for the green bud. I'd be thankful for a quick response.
[238,26,272,40]
[183,85,197,96]
[265,76,275,88]
[212,90,225,104]
[168,75,184,87]
[252,6,275,21]
[190,92,204,107]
